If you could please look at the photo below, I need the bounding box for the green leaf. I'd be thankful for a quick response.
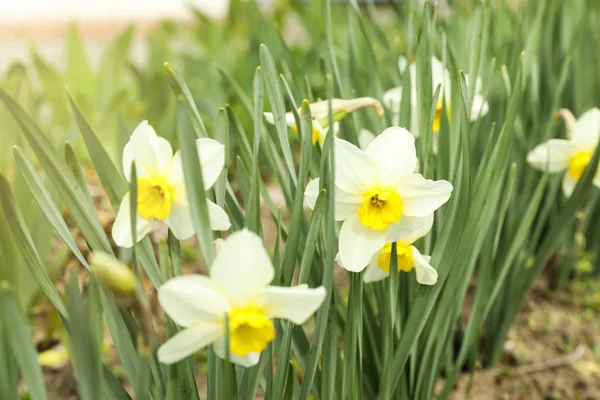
[0,284,47,400]
[164,63,208,138]
[13,146,89,270]
[0,174,67,317]
[259,44,297,184]
[174,105,216,267]
[67,91,128,209]
[67,274,102,400]
[66,24,94,101]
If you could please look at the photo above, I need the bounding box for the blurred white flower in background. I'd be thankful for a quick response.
[527,108,600,197]
[383,56,489,151]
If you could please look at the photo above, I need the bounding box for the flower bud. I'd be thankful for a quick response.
[308,97,384,127]
[90,252,136,295]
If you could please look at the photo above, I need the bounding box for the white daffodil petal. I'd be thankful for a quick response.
[412,246,438,285]
[213,338,261,367]
[358,129,376,150]
[166,202,195,241]
[123,121,173,181]
[527,139,576,172]
[196,138,225,190]
[157,322,223,365]
[260,285,326,325]
[382,86,402,127]
[306,179,362,221]
[263,112,275,125]
[366,127,417,187]
[112,193,152,248]
[398,174,453,217]
[562,173,577,198]
[158,275,229,326]
[398,55,408,74]
[334,139,378,195]
[363,260,389,283]
[338,214,387,272]
[207,200,231,231]
[210,229,274,306]
[470,93,489,120]
[593,171,600,189]
[334,188,364,221]
[386,214,434,244]
[431,56,452,99]
[571,108,600,151]
[304,178,321,210]
[167,151,184,188]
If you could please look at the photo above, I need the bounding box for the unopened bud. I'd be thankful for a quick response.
[306,97,385,127]
[555,109,576,136]
[90,252,136,295]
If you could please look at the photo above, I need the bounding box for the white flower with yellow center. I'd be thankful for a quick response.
[264,97,384,147]
[157,229,326,367]
[112,121,231,248]
[337,214,437,284]
[527,108,600,197]
[263,112,335,146]
[383,56,488,141]
[305,127,453,272]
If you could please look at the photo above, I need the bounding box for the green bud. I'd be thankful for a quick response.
[90,252,136,295]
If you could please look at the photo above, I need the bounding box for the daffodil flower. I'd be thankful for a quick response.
[383,56,488,145]
[263,112,335,146]
[264,97,384,146]
[112,121,231,248]
[157,229,326,366]
[336,214,437,284]
[527,108,600,197]
[305,127,453,272]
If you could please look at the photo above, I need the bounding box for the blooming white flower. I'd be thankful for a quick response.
[264,97,383,147]
[336,214,437,284]
[305,127,453,272]
[383,56,489,141]
[157,229,326,366]
[112,121,231,248]
[527,108,600,197]
[263,112,336,147]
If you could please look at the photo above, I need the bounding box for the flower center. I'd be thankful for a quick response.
[292,123,323,145]
[228,305,275,357]
[568,151,592,181]
[357,190,403,230]
[377,243,414,273]
[136,176,176,220]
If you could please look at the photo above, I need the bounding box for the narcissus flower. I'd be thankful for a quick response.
[112,121,230,247]
[157,229,326,366]
[264,97,383,146]
[337,214,437,284]
[527,108,600,197]
[383,56,488,141]
[305,127,453,272]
